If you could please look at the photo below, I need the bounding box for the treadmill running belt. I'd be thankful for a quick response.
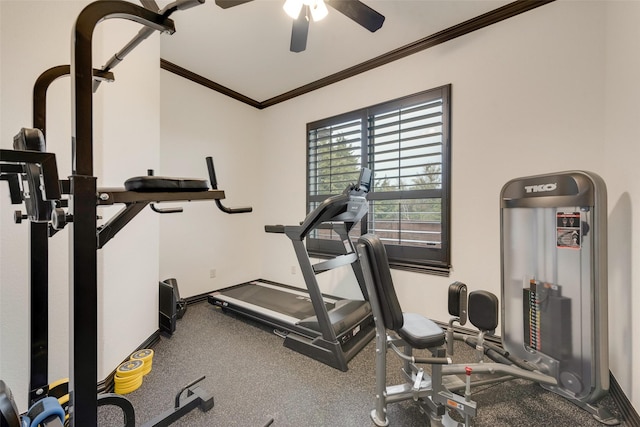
[222,283,336,319]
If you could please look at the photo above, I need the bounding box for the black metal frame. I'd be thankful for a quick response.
[211,178,375,371]
[2,151,223,426]
[28,64,76,405]
[0,64,72,407]
[0,1,256,425]
[0,1,220,426]
[24,62,128,404]
[96,188,226,248]
[282,220,375,371]
[10,64,238,418]
[0,147,62,405]
[68,3,176,424]
[96,376,214,427]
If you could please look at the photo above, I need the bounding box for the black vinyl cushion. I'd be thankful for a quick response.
[448,281,467,317]
[358,234,445,349]
[468,290,499,332]
[13,127,45,151]
[358,234,404,331]
[124,176,209,192]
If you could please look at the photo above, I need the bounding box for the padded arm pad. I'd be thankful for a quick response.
[468,290,499,332]
[264,225,285,233]
[124,176,209,192]
[448,281,468,320]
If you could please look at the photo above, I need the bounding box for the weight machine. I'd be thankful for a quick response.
[500,170,617,424]
[356,234,559,427]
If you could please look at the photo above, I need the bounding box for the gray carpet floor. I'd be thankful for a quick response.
[98,301,625,426]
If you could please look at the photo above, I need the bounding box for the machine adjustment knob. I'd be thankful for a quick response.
[51,208,71,230]
[14,210,27,224]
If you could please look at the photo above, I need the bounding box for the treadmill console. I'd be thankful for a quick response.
[344,167,371,197]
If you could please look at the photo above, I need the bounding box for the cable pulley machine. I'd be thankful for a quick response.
[501,170,617,424]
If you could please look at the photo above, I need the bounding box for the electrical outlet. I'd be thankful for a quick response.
[210,269,217,279]
[291,266,296,275]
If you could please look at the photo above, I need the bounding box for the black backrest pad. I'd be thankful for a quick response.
[448,281,467,318]
[468,290,499,332]
[358,234,403,331]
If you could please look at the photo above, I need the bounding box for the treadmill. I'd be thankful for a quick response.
[208,168,375,371]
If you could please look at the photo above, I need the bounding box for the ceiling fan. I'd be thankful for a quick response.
[215,0,385,53]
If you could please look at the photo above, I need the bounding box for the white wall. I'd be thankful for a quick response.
[603,0,640,408]
[97,17,162,381]
[259,0,605,320]
[158,71,263,295]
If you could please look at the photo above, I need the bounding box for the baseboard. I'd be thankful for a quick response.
[610,374,638,425]
[98,330,161,394]
[185,291,212,305]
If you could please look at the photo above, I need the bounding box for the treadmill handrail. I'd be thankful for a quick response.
[282,192,367,241]
[266,168,371,240]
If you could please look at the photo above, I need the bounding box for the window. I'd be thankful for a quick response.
[307,85,451,274]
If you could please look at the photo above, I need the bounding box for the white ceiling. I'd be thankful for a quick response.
[159,0,512,102]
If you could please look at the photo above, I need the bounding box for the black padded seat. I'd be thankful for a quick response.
[124,176,209,192]
[398,313,445,349]
[358,233,445,350]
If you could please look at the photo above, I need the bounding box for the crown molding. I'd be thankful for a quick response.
[161,0,554,109]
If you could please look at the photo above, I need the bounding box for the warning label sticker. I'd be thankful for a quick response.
[556,212,581,249]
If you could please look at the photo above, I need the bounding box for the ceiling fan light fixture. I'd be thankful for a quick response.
[283,0,303,19]
[309,0,328,21]
[283,0,327,21]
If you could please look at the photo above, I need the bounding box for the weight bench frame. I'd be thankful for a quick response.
[355,233,562,427]
[356,234,477,427]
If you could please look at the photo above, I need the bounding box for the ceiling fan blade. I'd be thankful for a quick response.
[215,0,254,9]
[290,6,310,53]
[327,0,385,32]
[140,0,160,12]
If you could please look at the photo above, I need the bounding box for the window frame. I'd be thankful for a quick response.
[306,85,452,275]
